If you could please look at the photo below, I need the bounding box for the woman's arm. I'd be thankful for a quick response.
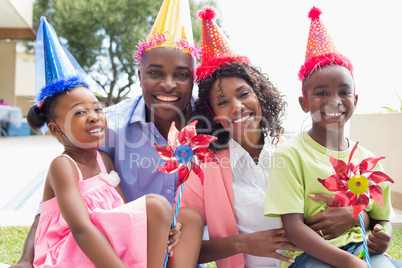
[281,213,366,268]
[49,156,127,268]
[198,228,298,264]
[305,193,370,239]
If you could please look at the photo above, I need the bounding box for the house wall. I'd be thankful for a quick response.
[350,113,402,209]
[15,46,35,116]
[0,41,16,106]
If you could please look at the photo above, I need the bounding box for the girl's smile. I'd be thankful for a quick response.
[50,86,107,151]
[87,124,105,136]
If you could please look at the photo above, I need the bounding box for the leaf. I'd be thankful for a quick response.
[396,91,402,111]
[380,106,395,112]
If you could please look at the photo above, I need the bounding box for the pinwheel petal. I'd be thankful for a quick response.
[318,175,348,192]
[367,171,394,184]
[329,192,352,207]
[329,153,348,178]
[369,185,383,207]
[154,143,175,160]
[348,192,357,205]
[178,120,198,145]
[359,156,386,173]
[191,161,204,184]
[193,147,216,163]
[350,162,359,175]
[188,134,217,148]
[348,142,359,165]
[157,160,181,174]
[352,194,369,217]
[167,122,180,149]
[177,164,191,187]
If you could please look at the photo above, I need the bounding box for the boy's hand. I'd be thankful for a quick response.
[367,224,391,255]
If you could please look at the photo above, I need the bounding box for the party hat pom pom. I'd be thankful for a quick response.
[197,6,216,21]
[308,6,322,20]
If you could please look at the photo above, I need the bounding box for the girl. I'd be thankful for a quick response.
[178,6,372,268]
[28,85,202,267]
[27,17,202,268]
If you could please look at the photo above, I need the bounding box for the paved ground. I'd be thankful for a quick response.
[0,135,63,226]
[0,135,401,228]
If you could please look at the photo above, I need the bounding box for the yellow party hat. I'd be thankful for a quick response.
[135,0,198,63]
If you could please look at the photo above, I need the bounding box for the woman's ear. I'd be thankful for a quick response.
[299,96,309,113]
[48,122,62,137]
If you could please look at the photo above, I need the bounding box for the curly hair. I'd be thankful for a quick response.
[193,60,287,152]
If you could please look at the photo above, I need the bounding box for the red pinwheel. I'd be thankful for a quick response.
[154,120,217,187]
[318,142,394,217]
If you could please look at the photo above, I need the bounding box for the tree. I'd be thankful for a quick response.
[33,0,217,106]
[189,0,221,46]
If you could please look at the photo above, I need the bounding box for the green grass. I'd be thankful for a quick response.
[1,227,401,266]
[0,226,30,265]
[387,228,402,260]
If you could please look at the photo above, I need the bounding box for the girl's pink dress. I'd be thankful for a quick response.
[34,151,147,267]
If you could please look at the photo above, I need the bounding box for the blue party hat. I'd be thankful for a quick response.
[35,17,88,108]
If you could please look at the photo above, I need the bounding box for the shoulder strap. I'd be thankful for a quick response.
[96,150,108,174]
[61,154,84,181]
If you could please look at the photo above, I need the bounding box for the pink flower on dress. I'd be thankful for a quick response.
[154,120,217,187]
[318,142,394,217]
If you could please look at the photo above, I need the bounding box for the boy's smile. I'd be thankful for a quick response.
[300,64,358,133]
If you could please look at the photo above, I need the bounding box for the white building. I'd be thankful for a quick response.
[0,0,36,116]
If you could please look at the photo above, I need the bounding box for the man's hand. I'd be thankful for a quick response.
[9,261,33,268]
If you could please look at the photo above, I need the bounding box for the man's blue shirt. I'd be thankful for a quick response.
[101,96,179,206]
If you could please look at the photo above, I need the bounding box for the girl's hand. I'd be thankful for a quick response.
[167,222,182,257]
[306,194,361,240]
[241,228,299,263]
[367,224,391,255]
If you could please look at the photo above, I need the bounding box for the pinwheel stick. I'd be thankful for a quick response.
[173,183,184,227]
[163,183,184,267]
[155,120,217,267]
[358,212,371,268]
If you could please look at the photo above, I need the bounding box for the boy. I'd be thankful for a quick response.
[264,7,400,268]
